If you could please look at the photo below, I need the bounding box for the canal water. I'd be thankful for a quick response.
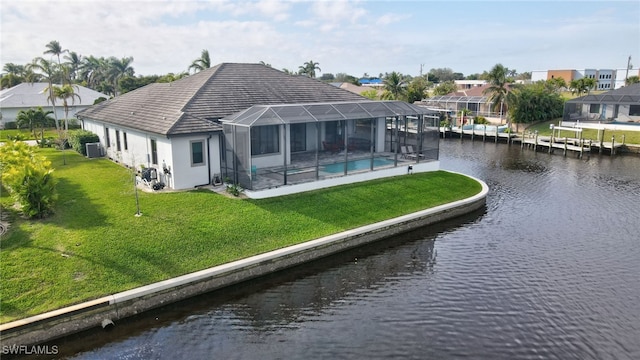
[58,140,640,360]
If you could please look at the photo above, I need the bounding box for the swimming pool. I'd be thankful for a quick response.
[322,157,396,173]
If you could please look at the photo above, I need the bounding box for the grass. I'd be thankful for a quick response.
[523,118,640,145]
[0,149,482,323]
[0,128,60,141]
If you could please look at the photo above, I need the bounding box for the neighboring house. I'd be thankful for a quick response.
[331,82,384,97]
[563,83,640,123]
[531,68,640,90]
[418,85,492,117]
[77,63,440,198]
[358,78,384,87]
[454,80,487,90]
[0,82,107,128]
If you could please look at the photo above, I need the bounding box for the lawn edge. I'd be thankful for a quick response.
[0,171,488,347]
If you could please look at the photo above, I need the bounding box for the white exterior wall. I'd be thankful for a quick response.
[82,118,223,190]
[169,135,221,189]
[530,71,548,83]
[1,105,88,128]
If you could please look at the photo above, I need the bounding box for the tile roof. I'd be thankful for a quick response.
[566,83,640,104]
[77,63,366,136]
[0,82,107,108]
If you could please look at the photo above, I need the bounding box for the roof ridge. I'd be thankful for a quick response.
[180,63,224,114]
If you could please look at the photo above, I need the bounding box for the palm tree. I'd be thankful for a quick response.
[483,64,510,124]
[28,57,61,131]
[626,75,640,86]
[1,63,26,89]
[44,40,67,65]
[299,60,321,78]
[383,71,406,100]
[15,107,54,145]
[80,55,108,89]
[189,50,211,73]
[569,78,597,96]
[44,40,68,84]
[53,84,81,131]
[64,51,83,82]
[107,56,134,96]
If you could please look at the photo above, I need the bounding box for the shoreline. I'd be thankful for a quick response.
[0,172,488,347]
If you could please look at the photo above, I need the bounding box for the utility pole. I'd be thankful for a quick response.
[420,64,424,77]
[625,55,632,84]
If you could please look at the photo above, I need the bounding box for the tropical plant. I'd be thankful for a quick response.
[108,56,134,96]
[546,77,567,92]
[0,141,57,218]
[189,49,211,73]
[52,84,81,130]
[569,78,597,96]
[63,51,83,82]
[360,89,379,100]
[298,60,321,78]
[44,40,67,66]
[483,63,512,124]
[406,77,428,103]
[626,76,640,85]
[432,81,457,96]
[382,71,406,100]
[507,82,563,123]
[15,107,54,145]
[28,57,61,131]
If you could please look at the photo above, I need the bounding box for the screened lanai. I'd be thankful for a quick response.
[220,100,440,191]
[420,95,491,117]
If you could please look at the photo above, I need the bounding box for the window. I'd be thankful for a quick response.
[123,132,128,150]
[115,130,121,151]
[190,140,205,166]
[251,125,279,155]
[589,104,600,113]
[105,127,111,148]
[629,105,640,116]
[150,139,158,165]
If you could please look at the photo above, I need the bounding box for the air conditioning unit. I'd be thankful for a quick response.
[86,142,103,158]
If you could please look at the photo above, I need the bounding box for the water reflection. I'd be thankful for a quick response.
[49,140,640,360]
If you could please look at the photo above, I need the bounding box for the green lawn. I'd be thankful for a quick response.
[524,119,640,145]
[0,149,482,323]
[0,128,60,141]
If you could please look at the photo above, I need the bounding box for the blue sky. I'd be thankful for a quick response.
[1,0,638,78]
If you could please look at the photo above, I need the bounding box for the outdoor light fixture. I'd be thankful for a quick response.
[408,165,413,174]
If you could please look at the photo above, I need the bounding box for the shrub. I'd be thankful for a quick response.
[475,116,488,124]
[68,129,100,155]
[0,141,57,218]
[4,121,18,129]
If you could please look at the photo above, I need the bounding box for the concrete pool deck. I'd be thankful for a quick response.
[0,172,488,347]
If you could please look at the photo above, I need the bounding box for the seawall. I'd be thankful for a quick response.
[0,172,488,347]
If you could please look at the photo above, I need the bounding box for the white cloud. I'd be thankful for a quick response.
[1,0,638,78]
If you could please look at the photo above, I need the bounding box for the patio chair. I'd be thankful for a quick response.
[400,146,417,160]
[407,145,424,158]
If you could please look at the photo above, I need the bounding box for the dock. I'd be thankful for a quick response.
[440,125,625,157]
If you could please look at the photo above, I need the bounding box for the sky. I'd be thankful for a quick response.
[1,0,639,78]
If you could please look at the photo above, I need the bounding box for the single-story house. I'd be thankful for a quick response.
[417,84,516,124]
[0,82,107,128]
[563,83,640,123]
[77,63,440,198]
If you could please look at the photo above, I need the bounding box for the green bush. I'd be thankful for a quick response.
[3,121,18,129]
[474,116,488,124]
[68,130,100,155]
[0,141,57,218]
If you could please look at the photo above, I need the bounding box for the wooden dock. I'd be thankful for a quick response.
[440,126,625,157]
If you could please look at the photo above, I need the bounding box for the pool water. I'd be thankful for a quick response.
[323,158,395,173]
